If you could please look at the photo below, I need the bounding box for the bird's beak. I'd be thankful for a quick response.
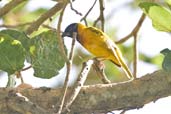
[62,32,70,37]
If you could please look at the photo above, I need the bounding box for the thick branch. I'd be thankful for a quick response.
[0,90,49,114]
[0,70,171,114]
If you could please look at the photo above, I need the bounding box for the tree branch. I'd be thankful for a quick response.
[69,0,82,16]
[26,2,65,35]
[99,0,105,31]
[115,13,146,44]
[0,90,49,114]
[80,0,97,26]
[56,2,69,114]
[0,22,31,28]
[0,70,171,114]
[133,33,138,78]
[93,0,105,31]
[0,0,26,17]
[70,70,171,113]
[115,13,146,78]
[57,32,76,114]
[92,58,111,84]
[63,59,94,113]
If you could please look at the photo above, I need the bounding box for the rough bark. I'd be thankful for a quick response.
[0,70,171,114]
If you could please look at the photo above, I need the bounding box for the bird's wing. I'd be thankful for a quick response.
[86,26,133,79]
[88,27,122,66]
[87,27,104,37]
[105,39,122,66]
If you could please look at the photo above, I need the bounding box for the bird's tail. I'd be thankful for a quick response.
[115,48,134,80]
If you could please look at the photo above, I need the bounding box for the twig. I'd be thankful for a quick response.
[93,0,105,31]
[115,13,146,44]
[115,13,146,78]
[26,2,65,35]
[69,0,82,16]
[57,32,76,114]
[93,16,100,27]
[80,0,97,26]
[21,65,32,71]
[56,2,78,113]
[120,110,126,114]
[0,0,26,17]
[0,22,31,28]
[56,4,68,62]
[69,33,77,60]
[41,24,56,31]
[108,111,115,114]
[15,71,24,83]
[133,34,138,78]
[99,0,105,31]
[93,58,111,84]
[56,2,68,114]
[0,23,56,31]
[63,59,94,113]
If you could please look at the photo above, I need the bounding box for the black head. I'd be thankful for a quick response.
[62,23,78,38]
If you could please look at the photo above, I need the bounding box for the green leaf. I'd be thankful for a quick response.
[139,2,171,32]
[0,29,32,62]
[0,29,30,51]
[29,30,66,79]
[160,48,171,72]
[0,33,26,75]
[6,74,16,87]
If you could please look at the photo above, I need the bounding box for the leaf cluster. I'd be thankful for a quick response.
[0,30,66,79]
[139,1,171,72]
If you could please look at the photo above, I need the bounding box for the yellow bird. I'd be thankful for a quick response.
[62,23,134,80]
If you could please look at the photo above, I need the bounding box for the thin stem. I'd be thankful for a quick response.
[92,58,111,84]
[93,0,105,31]
[99,0,105,31]
[133,34,138,78]
[56,2,68,114]
[56,6,68,62]
[21,65,32,71]
[120,110,126,114]
[69,0,82,16]
[0,22,31,28]
[6,74,16,87]
[80,0,97,26]
[63,59,94,113]
[115,13,146,44]
[15,71,24,83]
[56,21,76,114]
[115,13,146,78]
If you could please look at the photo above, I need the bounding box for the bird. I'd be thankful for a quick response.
[160,48,171,72]
[62,23,134,80]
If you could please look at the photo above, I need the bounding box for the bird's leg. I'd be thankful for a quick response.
[92,58,111,84]
[15,71,24,83]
